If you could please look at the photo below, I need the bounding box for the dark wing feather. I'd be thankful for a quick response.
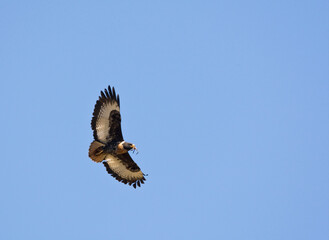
[103,153,146,188]
[91,86,123,143]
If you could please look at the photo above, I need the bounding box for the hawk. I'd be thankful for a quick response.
[89,85,146,188]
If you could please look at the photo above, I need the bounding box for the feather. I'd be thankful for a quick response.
[88,141,106,162]
[102,153,145,188]
[91,86,122,143]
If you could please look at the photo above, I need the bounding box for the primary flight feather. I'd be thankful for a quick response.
[89,85,145,188]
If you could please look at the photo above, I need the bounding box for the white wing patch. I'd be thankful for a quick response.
[96,102,120,143]
[104,154,144,181]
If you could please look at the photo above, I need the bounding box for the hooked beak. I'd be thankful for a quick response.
[131,144,138,154]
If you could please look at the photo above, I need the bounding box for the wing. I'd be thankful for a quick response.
[91,86,123,143]
[103,153,146,188]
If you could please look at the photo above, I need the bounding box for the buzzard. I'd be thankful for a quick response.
[89,85,146,188]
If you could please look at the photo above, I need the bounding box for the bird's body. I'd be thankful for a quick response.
[89,86,145,188]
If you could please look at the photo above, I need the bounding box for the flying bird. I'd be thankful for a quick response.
[89,85,146,188]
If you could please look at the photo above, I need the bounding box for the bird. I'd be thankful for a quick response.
[89,85,146,188]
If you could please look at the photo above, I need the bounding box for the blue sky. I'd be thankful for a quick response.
[1,1,328,239]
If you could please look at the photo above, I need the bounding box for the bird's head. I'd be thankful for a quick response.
[122,142,137,151]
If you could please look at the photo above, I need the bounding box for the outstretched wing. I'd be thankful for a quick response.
[91,86,123,143]
[103,153,146,188]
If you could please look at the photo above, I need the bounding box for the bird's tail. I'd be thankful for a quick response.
[89,141,107,163]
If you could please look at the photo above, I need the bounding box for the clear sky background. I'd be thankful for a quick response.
[1,1,328,240]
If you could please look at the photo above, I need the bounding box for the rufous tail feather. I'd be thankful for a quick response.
[89,141,106,163]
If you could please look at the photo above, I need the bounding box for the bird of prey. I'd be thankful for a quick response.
[89,85,146,188]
